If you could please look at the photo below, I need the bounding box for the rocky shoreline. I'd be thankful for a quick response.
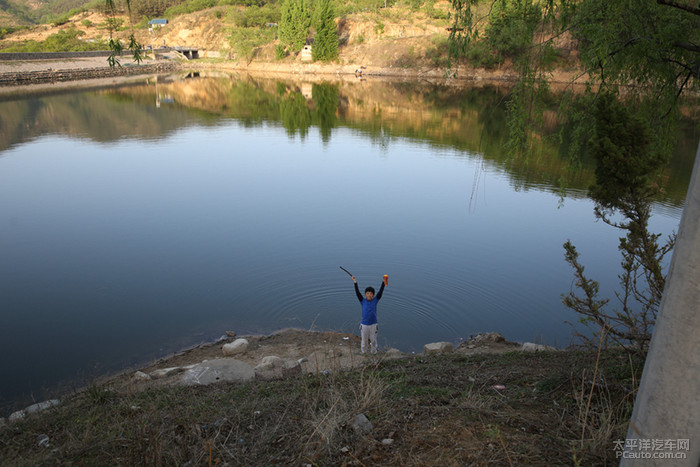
[3,328,556,425]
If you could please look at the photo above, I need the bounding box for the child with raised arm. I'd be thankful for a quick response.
[351,275,386,354]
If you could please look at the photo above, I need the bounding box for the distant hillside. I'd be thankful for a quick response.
[1,0,102,25]
[0,0,34,26]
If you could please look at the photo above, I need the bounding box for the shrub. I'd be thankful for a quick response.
[274,43,287,59]
[311,0,338,62]
[52,14,71,26]
[165,0,217,17]
[229,26,275,62]
[278,0,311,52]
[101,17,125,31]
[484,0,542,60]
[230,4,280,28]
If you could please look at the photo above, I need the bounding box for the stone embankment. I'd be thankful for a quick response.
[0,51,183,86]
[0,51,114,61]
[0,61,178,86]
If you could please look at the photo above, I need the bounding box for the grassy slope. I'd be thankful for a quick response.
[0,349,641,465]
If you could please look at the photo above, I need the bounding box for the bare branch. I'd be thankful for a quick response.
[672,41,700,54]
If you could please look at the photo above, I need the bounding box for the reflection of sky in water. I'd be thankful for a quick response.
[0,120,687,412]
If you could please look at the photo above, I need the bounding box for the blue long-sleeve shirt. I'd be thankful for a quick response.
[354,282,384,325]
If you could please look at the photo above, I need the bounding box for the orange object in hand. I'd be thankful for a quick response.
[383,274,388,285]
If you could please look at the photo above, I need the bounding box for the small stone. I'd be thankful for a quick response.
[423,342,453,355]
[222,338,249,356]
[37,434,50,448]
[133,371,151,381]
[351,413,372,434]
[381,438,394,445]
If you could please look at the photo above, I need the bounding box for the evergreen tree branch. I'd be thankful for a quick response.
[656,0,700,16]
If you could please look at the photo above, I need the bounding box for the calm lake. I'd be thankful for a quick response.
[0,72,696,414]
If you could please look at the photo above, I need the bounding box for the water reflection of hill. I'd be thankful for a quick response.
[0,78,216,152]
[1,73,695,205]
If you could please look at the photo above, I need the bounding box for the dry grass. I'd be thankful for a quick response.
[0,349,642,466]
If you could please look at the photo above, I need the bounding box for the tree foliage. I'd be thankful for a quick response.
[229,4,281,28]
[562,94,675,354]
[279,0,311,52]
[448,1,698,352]
[311,0,338,62]
[229,26,275,62]
[449,0,699,148]
[448,0,568,67]
[572,1,699,109]
[105,0,143,67]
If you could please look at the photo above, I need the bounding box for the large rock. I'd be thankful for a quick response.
[472,332,506,344]
[254,356,284,371]
[521,342,557,352]
[222,338,249,356]
[181,358,255,385]
[281,360,302,377]
[384,348,405,359]
[9,399,60,422]
[149,367,183,379]
[424,342,453,355]
[133,371,151,381]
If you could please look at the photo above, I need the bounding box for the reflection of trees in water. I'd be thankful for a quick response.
[312,83,338,143]
[2,75,694,205]
[280,91,311,139]
[277,82,339,141]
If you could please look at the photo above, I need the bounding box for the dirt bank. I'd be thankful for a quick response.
[106,328,525,394]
